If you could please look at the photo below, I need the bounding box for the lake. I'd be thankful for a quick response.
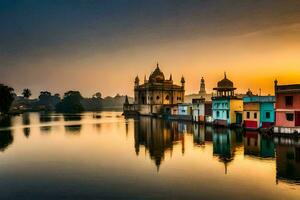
[0,111,299,200]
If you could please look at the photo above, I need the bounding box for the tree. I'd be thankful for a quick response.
[93,92,102,99]
[22,88,32,99]
[55,91,84,113]
[38,91,60,110]
[0,84,15,114]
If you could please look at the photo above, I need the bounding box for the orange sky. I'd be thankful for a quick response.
[1,1,300,97]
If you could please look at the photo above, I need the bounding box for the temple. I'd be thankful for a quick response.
[124,63,185,116]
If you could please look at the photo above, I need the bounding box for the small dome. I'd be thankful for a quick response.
[135,76,139,83]
[246,89,253,96]
[181,76,185,83]
[149,64,165,83]
[217,73,233,88]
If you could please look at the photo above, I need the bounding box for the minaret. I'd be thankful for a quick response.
[199,77,206,95]
[135,75,139,87]
[181,76,185,88]
[274,79,278,96]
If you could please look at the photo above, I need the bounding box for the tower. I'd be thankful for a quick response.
[181,76,185,88]
[135,75,139,87]
[199,77,206,95]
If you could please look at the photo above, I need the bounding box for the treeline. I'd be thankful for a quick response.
[0,83,133,115]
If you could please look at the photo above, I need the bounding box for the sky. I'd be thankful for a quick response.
[1,0,300,97]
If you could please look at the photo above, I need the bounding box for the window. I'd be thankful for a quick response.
[266,112,270,119]
[254,113,257,119]
[285,96,293,106]
[217,111,220,117]
[156,96,160,100]
[226,110,229,118]
[247,112,250,119]
[286,113,294,121]
[165,95,169,100]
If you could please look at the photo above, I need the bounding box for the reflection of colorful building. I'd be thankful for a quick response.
[274,80,300,134]
[244,131,275,158]
[193,124,205,146]
[243,95,275,129]
[276,144,300,184]
[213,128,238,174]
[212,73,243,126]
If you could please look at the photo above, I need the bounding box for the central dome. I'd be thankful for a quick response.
[149,64,165,83]
[217,73,234,88]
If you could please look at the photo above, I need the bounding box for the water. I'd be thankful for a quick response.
[0,111,299,200]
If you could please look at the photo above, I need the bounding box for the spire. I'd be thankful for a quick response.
[169,74,172,81]
[181,75,185,83]
[224,72,227,79]
[199,76,206,94]
[144,75,147,83]
[135,75,139,85]
[156,62,159,69]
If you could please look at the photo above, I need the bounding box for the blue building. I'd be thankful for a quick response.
[212,73,243,126]
[243,95,275,129]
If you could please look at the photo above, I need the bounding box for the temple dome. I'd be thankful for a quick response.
[149,64,165,82]
[217,73,234,88]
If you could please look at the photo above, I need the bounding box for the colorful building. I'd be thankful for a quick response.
[243,95,275,129]
[178,103,192,115]
[274,80,300,134]
[212,73,243,126]
[192,98,212,123]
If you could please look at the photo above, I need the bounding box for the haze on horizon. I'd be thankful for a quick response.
[1,0,300,97]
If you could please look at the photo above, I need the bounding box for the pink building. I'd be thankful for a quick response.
[274,80,300,134]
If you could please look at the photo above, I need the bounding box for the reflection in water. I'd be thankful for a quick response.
[0,116,11,128]
[1,112,300,199]
[212,128,242,174]
[0,130,13,152]
[39,114,52,123]
[275,136,300,185]
[63,114,82,121]
[23,127,30,137]
[65,124,82,134]
[134,117,185,170]
[22,113,30,125]
[40,126,52,133]
[244,131,275,158]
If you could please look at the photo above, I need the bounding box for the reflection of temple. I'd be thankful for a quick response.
[213,128,241,174]
[134,117,185,170]
[275,139,300,184]
[244,131,275,158]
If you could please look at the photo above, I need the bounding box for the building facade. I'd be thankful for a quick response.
[124,64,185,116]
[274,80,300,134]
[212,73,243,126]
[192,98,212,123]
[243,95,275,129]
